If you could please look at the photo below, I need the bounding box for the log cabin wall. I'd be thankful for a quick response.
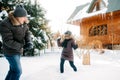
[79,10,120,48]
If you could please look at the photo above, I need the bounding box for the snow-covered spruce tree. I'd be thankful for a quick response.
[0,0,17,20]
[24,0,50,56]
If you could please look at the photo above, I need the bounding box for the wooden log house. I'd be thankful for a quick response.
[67,0,120,49]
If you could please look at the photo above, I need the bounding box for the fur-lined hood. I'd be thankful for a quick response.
[8,11,29,26]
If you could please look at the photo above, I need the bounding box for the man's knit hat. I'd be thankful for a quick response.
[13,4,27,17]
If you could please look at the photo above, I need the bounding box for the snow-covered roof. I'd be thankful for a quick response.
[67,3,90,22]
[72,6,107,21]
[68,0,120,22]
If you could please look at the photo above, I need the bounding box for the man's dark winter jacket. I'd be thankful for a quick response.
[0,12,31,55]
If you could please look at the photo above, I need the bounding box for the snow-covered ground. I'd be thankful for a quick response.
[0,49,120,80]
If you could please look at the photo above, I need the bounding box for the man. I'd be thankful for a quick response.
[57,31,78,73]
[0,4,33,80]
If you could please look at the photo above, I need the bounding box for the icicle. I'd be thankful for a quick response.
[101,13,105,20]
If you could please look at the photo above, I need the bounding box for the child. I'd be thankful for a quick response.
[57,31,78,73]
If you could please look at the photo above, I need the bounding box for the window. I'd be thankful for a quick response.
[89,24,107,36]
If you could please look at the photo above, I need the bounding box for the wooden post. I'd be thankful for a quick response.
[82,51,90,65]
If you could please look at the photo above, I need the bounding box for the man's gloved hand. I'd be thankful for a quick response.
[24,42,33,51]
